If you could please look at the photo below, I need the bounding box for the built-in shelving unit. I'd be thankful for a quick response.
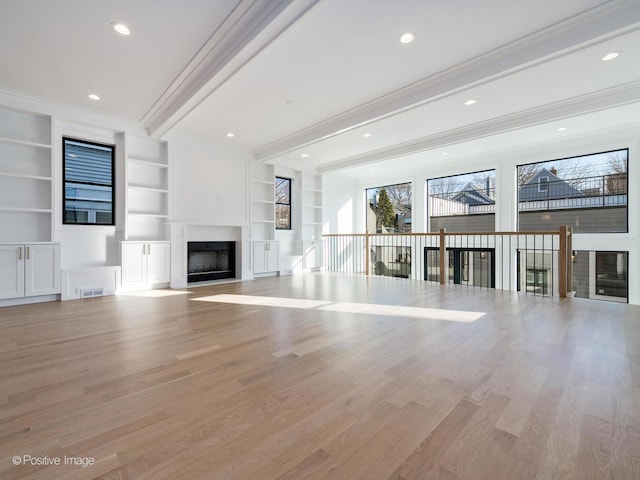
[0,107,53,243]
[125,137,169,241]
[301,172,323,270]
[250,162,275,241]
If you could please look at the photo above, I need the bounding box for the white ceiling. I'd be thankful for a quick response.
[1,0,639,178]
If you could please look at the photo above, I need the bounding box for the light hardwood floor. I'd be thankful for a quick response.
[1,274,639,480]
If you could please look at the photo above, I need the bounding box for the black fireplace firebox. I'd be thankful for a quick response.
[187,241,236,283]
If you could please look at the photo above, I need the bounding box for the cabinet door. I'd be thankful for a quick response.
[24,244,61,297]
[0,245,24,299]
[266,241,279,271]
[122,243,147,290]
[147,243,171,285]
[253,242,267,274]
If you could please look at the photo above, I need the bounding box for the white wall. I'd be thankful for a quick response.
[323,173,357,233]
[323,129,639,304]
[167,132,250,227]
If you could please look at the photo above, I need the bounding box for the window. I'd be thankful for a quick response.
[427,170,495,233]
[365,182,412,233]
[518,149,628,233]
[275,176,291,230]
[63,137,115,225]
[538,176,549,192]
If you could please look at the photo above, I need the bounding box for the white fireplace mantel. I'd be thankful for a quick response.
[169,223,252,288]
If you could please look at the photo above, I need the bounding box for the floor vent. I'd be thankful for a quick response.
[79,288,104,298]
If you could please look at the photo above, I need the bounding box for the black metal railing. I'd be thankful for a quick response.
[323,227,573,298]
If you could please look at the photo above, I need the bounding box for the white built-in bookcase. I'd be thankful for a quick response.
[250,161,275,241]
[124,136,169,241]
[301,171,323,269]
[0,107,53,243]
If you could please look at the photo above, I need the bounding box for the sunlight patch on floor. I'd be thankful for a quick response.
[319,302,484,322]
[193,294,332,309]
[192,294,484,322]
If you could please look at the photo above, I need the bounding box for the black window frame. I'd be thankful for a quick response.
[516,148,629,234]
[275,176,292,230]
[62,136,116,226]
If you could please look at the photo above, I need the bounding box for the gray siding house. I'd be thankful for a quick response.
[518,168,583,202]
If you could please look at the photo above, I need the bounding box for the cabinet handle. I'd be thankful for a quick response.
[18,246,22,260]
[26,246,30,260]
[147,244,151,255]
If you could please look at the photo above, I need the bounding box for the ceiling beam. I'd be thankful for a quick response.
[142,0,322,138]
[317,80,640,174]
[256,0,640,162]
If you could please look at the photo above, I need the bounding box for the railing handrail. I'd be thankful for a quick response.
[323,230,560,237]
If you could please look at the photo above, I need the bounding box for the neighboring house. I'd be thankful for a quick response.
[518,167,627,233]
[451,182,495,207]
[518,168,584,202]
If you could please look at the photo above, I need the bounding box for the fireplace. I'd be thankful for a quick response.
[187,241,236,283]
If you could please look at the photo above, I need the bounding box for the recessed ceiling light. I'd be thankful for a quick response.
[400,32,414,44]
[111,22,130,35]
[557,127,567,132]
[363,133,372,138]
[301,153,309,158]
[464,99,477,106]
[442,152,449,156]
[226,132,234,138]
[602,51,621,62]
[88,93,100,101]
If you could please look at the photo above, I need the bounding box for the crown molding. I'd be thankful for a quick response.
[0,87,148,136]
[143,0,322,138]
[256,0,640,161]
[317,80,640,174]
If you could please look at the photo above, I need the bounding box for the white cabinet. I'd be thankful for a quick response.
[0,243,61,300]
[253,241,279,274]
[121,242,170,290]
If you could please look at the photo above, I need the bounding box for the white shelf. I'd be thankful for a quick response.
[0,207,52,213]
[0,172,51,181]
[252,199,275,204]
[304,188,323,193]
[251,178,274,185]
[304,222,323,226]
[0,136,51,150]
[128,156,168,168]
[253,219,275,224]
[303,204,322,209]
[128,211,169,218]
[128,183,168,193]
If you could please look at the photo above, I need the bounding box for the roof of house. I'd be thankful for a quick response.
[452,183,495,206]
